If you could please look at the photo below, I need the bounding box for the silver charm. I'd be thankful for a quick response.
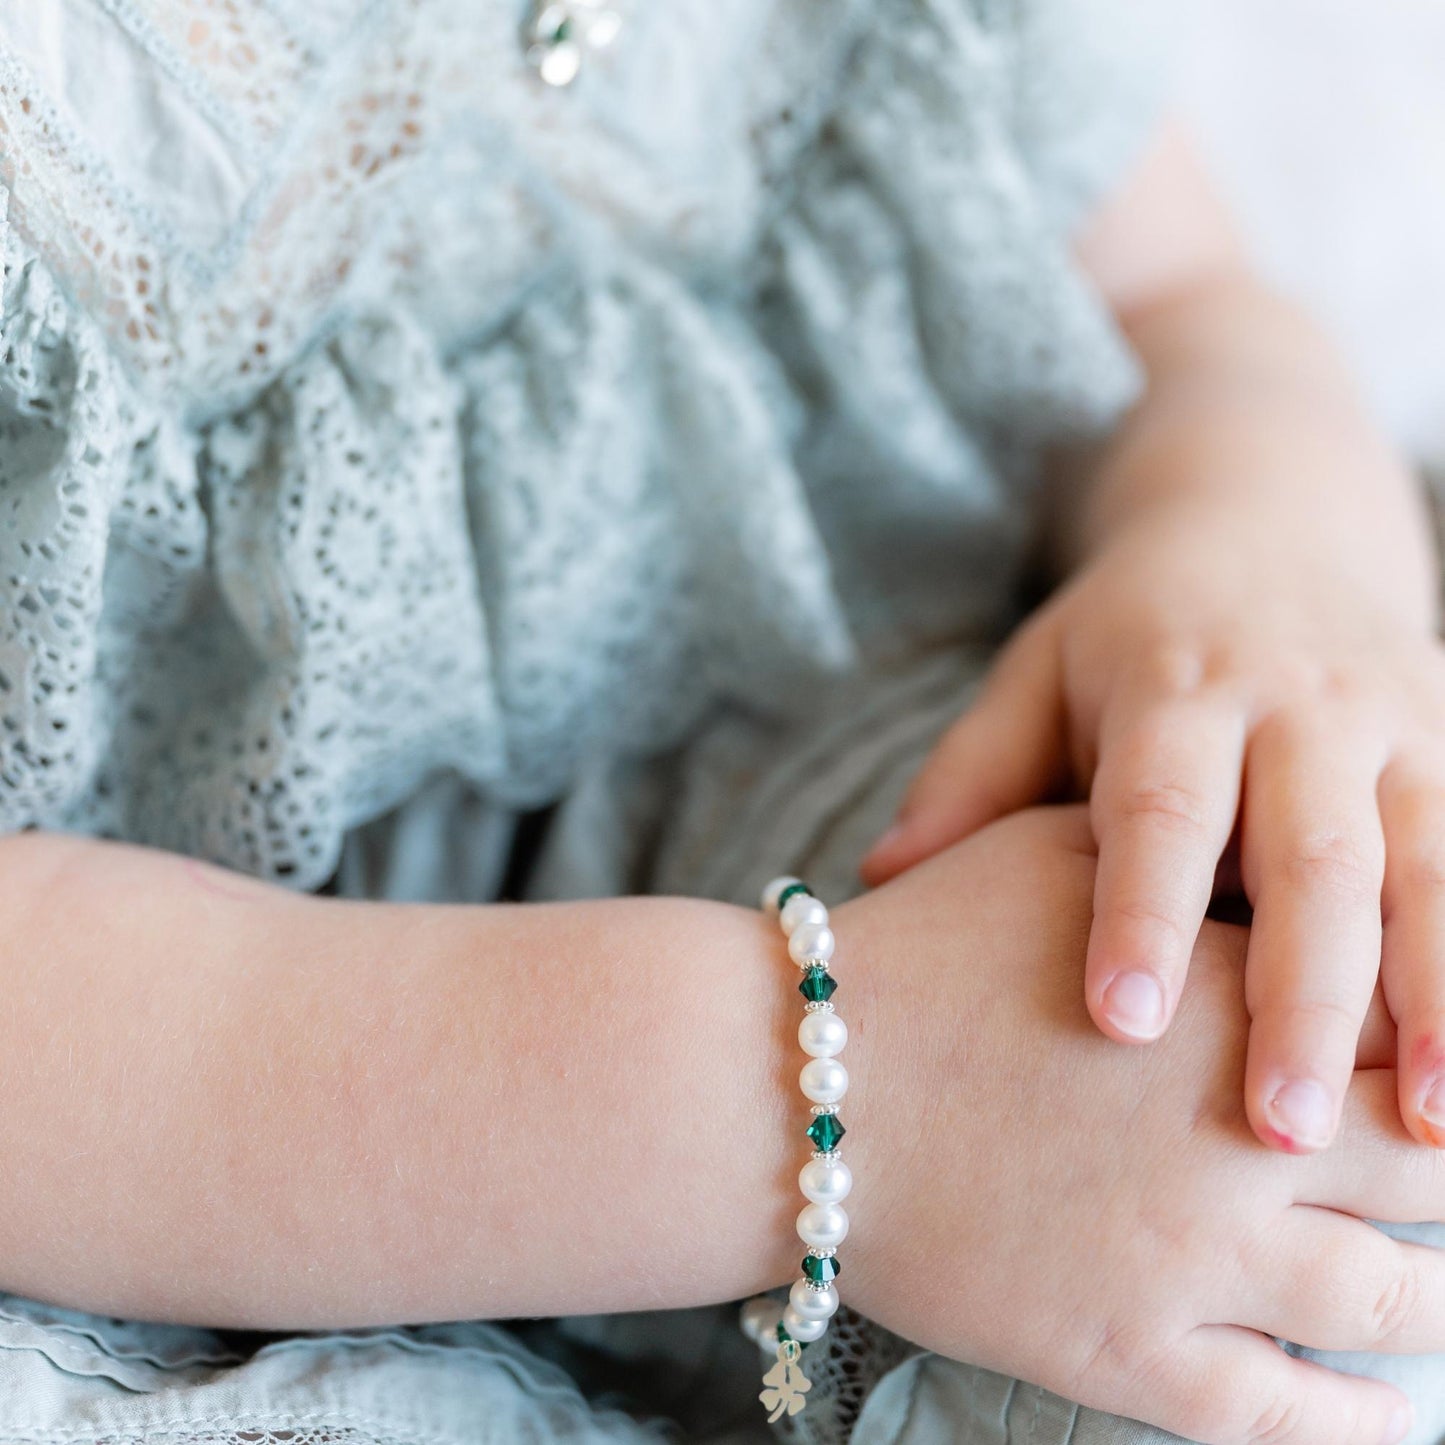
[523,0,624,88]
[760,1339,812,1422]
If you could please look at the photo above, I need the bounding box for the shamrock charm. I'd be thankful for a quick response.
[760,1345,812,1422]
[523,1,625,88]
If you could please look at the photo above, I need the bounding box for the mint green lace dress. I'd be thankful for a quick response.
[16,4,1429,1444]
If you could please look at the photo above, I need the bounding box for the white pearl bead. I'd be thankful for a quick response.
[780,893,828,935]
[739,1295,783,1345]
[761,876,802,914]
[798,1009,848,1058]
[789,1278,840,1321]
[535,40,582,86]
[584,7,622,48]
[800,1056,848,1104]
[781,1305,827,1343]
[799,1155,853,1205]
[797,1201,849,1249]
[788,921,835,965]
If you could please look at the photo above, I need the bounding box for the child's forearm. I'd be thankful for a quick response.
[1054,129,1437,629]
[0,832,835,1329]
[1072,276,1434,619]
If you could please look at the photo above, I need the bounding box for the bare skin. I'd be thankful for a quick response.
[862,124,1445,1159]
[0,830,802,1326]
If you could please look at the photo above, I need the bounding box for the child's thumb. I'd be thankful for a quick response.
[859,620,1066,885]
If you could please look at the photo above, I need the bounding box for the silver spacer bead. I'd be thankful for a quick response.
[806,1278,832,1292]
[811,1149,841,1163]
[810,1104,839,1116]
[803,1000,835,1013]
[806,1245,838,1258]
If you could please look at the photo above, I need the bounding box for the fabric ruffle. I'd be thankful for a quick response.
[0,0,1160,888]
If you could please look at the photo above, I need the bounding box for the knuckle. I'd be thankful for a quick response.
[1278,833,1381,899]
[1066,1318,1151,1401]
[1105,895,1187,957]
[1132,644,1213,699]
[1320,663,1372,710]
[1241,1392,1307,1445]
[1369,1265,1423,1348]
[1294,997,1365,1033]
[1110,778,1211,834]
[1252,994,1364,1048]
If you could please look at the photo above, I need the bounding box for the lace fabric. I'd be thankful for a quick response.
[84,1433,404,1445]
[0,0,1154,891]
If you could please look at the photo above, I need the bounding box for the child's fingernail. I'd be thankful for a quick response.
[1100,971,1166,1040]
[1382,1400,1412,1445]
[1266,1079,1334,1151]
[1421,1076,1445,1131]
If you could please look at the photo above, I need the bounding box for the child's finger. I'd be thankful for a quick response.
[859,614,1065,884]
[1241,716,1388,1154]
[1156,1325,1411,1445]
[1085,695,1244,1042]
[1243,1207,1445,1353]
[1377,755,1445,1147]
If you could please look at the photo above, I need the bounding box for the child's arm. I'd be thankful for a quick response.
[0,830,805,1327]
[861,123,1445,1155]
[5,811,1445,1445]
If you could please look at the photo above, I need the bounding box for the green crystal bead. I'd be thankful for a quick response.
[802,1253,840,1283]
[776,881,812,911]
[806,1112,846,1151]
[798,966,837,1003]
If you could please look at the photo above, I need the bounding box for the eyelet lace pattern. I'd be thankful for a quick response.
[0,0,1154,898]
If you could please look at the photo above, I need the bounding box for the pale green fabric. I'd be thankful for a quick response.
[0,0,1150,888]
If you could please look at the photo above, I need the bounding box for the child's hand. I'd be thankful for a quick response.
[860,511,1445,1154]
[846,806,1444,1445]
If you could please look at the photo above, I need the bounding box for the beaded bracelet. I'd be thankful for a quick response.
[739,875,852,1423]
